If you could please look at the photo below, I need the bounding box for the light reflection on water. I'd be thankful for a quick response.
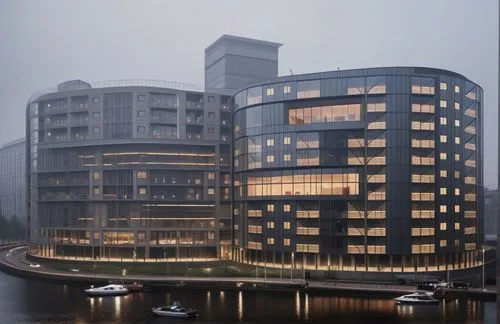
[0,272,494,323]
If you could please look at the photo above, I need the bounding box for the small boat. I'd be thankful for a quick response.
[152,302,199,318]
[394,292,439,305]
[125,282,144,292]
[84,284,129,297]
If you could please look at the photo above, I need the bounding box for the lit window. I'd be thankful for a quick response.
[454,85,460,93]
[455,222,460,230]
[93,186,100,195]
[454,205,460,213]
[455,137,460,144]
[284,136,291,145]
[137,171,147,179]
[267,221,275,229]
[454,239,460,247]
[440,153,447,160]
[284,238,290,246]
[267,238,275,245]
[455,102,460,110]
[266,155,275,163]
[266,88,274,96]
[284,204,291,212]
[284,222,291,230]
[267,204,274,212]
[440,223,447,230]
[138,187,146,195]
[440,100,447,108]
[455,120,460,127]
[284,154,291,161]
[266,138,274,146]
[440,82,447,90]
[440,205,447,213]
[440,135,447,143]
[454,154,460,161]
[454,171,460,178]
[455,188,460,196]
[208,188,215,195]
[440,240,447,247]
[284,85,291,94]
[440,170,447,178]
[208,172,215,180]
[440,188,447,195]
[93,172,100,180]
[440,117,447,125]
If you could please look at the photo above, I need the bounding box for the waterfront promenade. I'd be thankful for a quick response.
[0,245,495,300]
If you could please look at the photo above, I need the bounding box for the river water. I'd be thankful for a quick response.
[0,272,495,323]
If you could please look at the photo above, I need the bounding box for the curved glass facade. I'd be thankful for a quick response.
[26,84,233,261]
[232,67,483,273]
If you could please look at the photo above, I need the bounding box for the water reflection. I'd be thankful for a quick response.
[114,296,121,319]
[304,293,309,321]
[237,291,243,321]
[295,290,300,319]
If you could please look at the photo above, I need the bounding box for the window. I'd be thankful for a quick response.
[208,127,215,135]
[440,205,447,213]
[267,221,275,229]
[455,222,460,230]
[266,155,275,163]
[440,100,447,108]
[267,238,275,245]
[93,172,100,180]
[138,187,146,195]
[454,154,460,161]
[137,171,147,179]
[284,222,291,230]
[93,186,100,195]
[440,188,447,195]
[440,153,447,160]
[284,136,291,145]
[267,204,275,212]
[208,188,215,195]
[284,238,290,246]
[440,223,447,230]
[93,127,100,134]
[367,103,386,112]
[93,97,100,104]
[440,240,447,247]
[455,120,460,127]
[284,204,291,212]
[297,80,320,98]
[454,85,460,93]
[440,82,447,90]
[455,137,460,144]
[454,171,460,178]
[440,117,447,125]
[454,205,460,213]
[92,112,100,119]
[208,96,215,103]
[440,135,447,143]
[208,172,215,180]
[266,138,274,146]
[137,95,146,102]
[454,239,460,247]
[455,102,460,110]
[208,112,215,120]
[137,110,145,117]
[289,104,361,124]
[284,154,291,161]
[440,170,447,178]
[284,85,291,94]
[266,88,274,96]
[137,126,145,134]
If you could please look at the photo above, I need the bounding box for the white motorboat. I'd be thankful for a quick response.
[152,303,199,318]
[84,284,129,297]
[394,292,439,305]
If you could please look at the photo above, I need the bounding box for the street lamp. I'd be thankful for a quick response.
[291,252,295,280]
[482,247,485,290]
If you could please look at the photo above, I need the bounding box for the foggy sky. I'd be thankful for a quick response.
[0,0,497,187]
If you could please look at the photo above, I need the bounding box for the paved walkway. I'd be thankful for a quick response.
[0,246,495,299]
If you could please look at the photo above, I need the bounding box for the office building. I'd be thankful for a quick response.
[0,138,26,221]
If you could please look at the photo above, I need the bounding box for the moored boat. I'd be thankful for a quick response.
[84,284,129,297]
[394,292,439,305]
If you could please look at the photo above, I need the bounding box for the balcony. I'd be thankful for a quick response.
[45,106,68,115]
[186,101,203,110]
[70,118,89,126]
[71,133,89,141]
[150,116,177,125]
[220,135,230,142]
[45,119,68,129]
[71,103,89,111]
[186,133,203,140]
[221,104,230,112]
[186,116,204,125]
[220,120,231,127]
